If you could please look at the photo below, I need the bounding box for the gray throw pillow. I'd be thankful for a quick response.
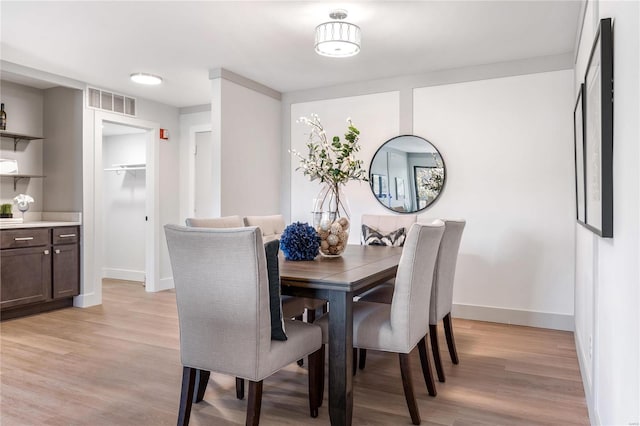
[362,224,407,247]
[265,239,287,341]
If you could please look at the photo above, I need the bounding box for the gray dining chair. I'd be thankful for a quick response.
[165,225,324,426]
[317,221,445,425]
[359,219,466,385]
[355,213,417,372]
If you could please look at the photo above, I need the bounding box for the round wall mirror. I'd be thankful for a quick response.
[369,135,445,213]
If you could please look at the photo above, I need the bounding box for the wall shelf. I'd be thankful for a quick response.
[103,163,146,173]
[0,131,45,151]
[0,173,46,191]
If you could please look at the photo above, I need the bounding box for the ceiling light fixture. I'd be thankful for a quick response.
[130,73,163,85]
[315,9,361,58]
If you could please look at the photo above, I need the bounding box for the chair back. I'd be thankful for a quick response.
[185,215,244,228]
[244,215,286,243]
[164,225,271,379]
[430,219,466,323]
[390,221,444,349]
[361,214,417,244]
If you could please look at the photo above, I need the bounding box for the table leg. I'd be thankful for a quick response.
[327,291,353,426]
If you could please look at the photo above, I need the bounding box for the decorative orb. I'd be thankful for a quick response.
[327,234,339,246]
[338,217,349,229]
[330,222,343,235]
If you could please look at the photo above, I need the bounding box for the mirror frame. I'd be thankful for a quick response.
[368,134,446,214]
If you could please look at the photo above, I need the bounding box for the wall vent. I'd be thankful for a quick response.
[87,87,136,116]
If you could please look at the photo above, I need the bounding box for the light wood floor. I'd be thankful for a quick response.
[0,280,589,426]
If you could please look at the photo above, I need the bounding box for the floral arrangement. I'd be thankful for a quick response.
[279,222,320,261]
[13,194,34,211]
[292,115,367,218]
[422,167,444,199]
[293,114,368,187]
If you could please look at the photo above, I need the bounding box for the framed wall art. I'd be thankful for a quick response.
[574,84,586,225]
[583,17,613,238]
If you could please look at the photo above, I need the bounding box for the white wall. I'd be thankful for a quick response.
[286,66,576,330]
[0,81,44,212]
[215,78,281,216]
[574,1,640,425]
[290,91,400,241]
[414,70,575,323]
[102,133,146,281]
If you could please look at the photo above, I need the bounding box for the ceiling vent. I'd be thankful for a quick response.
[87,87,136,116]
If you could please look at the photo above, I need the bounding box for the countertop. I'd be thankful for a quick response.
[0,221,82,230]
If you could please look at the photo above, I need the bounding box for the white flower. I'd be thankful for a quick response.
[13,194,34,205]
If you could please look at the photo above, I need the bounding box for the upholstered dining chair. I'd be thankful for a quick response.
[165,225,324,426]
[185,215,244,228]
[317,221,445,425]
[359,219,466,385]
[355,214,417,372]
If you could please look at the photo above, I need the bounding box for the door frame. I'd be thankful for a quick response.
[88,112,160,302]
[187,124,214,217]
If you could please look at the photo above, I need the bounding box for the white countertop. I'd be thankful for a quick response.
[0,221,81,230]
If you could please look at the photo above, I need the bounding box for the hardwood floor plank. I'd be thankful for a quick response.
[0,279,589,425]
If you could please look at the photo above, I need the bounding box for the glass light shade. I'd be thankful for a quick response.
[130,73,163,85]
[315,21,361,57]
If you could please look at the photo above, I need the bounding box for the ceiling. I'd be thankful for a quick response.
[0,1,582,108]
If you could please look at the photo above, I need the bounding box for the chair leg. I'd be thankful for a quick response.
[430,324,445,382]
[307,308,316,323]
[195,369,210,403]
[417,337,437,397]
[246,380,263,426]
[359,348,367,370]
[308,346,324,417]
[236,377,245,400]
[297,314,305,366]
[399,353,421,425]
[319,344,325,407]
[443,313,459,364]
[177,367,196,426]
[352,348,358,376]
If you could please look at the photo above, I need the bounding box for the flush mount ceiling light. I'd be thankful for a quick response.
[315,9,361,58]
[130,73,163,85]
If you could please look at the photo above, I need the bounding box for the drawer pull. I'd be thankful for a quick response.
[59,234,76,238]
[14,237,34,241]
[44,250,50,255]
[55,249,61,254]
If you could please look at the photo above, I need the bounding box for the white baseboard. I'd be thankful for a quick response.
[575,332,598,426]
[73,291,101,308]
[151,276,174,292]
[452,303,574,331]
[102,268,145,282]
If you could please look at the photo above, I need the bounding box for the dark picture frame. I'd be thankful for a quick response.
[574,84,586,225]
[583,17,613,237]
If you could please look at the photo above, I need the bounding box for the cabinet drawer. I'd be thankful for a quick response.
[52,227,79,245]
[0,228,50,249]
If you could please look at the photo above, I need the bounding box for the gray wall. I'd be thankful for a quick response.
[43,86,83,211]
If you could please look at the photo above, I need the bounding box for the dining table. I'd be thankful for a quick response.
[279,244,403,426]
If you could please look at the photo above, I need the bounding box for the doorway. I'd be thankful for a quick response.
[89,112,160,304]
[193,130,213,217]
[102,122,147,284]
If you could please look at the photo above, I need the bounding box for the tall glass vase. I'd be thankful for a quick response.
[312,184,351,257]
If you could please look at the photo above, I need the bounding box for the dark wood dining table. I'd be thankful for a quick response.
[279,244,403,426]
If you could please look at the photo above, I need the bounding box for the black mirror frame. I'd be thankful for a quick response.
[368,134,446,214]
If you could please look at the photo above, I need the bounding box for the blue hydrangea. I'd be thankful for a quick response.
[280,222,319,261]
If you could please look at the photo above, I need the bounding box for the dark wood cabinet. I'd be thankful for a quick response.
[52,243,79,299]
[0,246,52,309]
[0,225,80,319]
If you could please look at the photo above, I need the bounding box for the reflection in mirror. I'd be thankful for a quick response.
[369,135,445,213]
